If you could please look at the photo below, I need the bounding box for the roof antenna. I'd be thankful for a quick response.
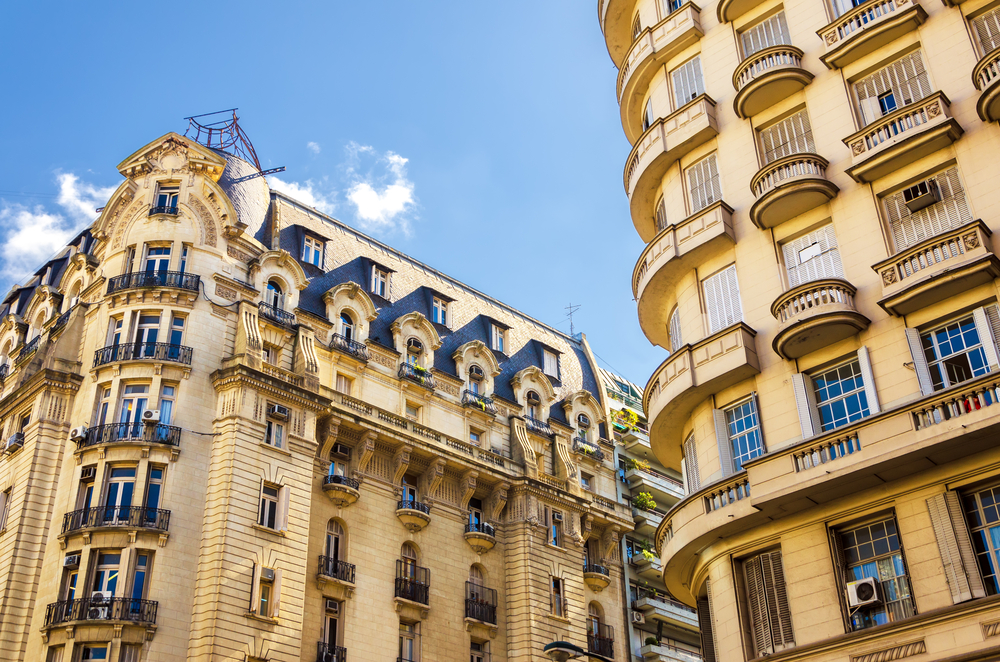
[183,109,285,182]
[565,303,581,336]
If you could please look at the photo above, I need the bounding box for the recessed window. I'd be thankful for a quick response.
[303,236,323,267]
[265,419,284,449]
[581,473,593,491]
[258,485,279,529]
[470,641,489,662]
[0,488,10,530]
[399,621,420,662]
[671,56,704,110]
[263,344,279,366]
[80,645,109,661]
[405,403,420,422]
[491,325,505,353]
[813,360,871,432]
[470,428,482,446]
[339,312,355,341]
[642,98,654,132]
[546,507,563,547]
[702,265,743,335]
[921,316,991,391]
[739,549,794,656]
[266,280,283,309]
[371,265,389,298]
[686,152,721,214]
[143,245,170,272]
[836,516,914,630]
[432,297,447,326]
[543,349,559,378]
[336,374,353,395]
[550,576,565,617]
[723,398,763,472]
[154,184,178,211]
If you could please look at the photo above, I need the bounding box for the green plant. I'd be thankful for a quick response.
[624,457,651,472]
[612,408,639,431]
[645,637,659,646]
[633,491,657,511]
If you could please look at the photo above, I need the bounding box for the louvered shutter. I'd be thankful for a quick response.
[741,12,790,57]
[973,307,1000,371]
[672,56,705,109]
[687,154,722,214]
[744,555,775,656]
[926,491,988,603]
[782,224,844,287]
[854,51,931,124]
[669,307,683,352]
[828,528,852,631]
[761,551,795,650]
[973,7,1000,54]
[791,373,820,438]
[713,408,734,477]
[985,305,1000,366]
[759,110,815,164]
[632,13,642,40]
[699,581,719,662]
[684,434,700,492]
[905,328,935,395]
[703,265,743,334]
[857,346,882,414]
[250,563,261,613]
[884,167,972,252]
[655,197,669,233]
[272,568,282,616]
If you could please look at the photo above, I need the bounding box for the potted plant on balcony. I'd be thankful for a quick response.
[638,539,657,562]
[624,457,650,473]
[645,637,659,646]
[633,491,657,512]
[412,363,429,385]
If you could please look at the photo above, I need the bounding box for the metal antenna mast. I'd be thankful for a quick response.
[565,303,581,336]
[182,109,285,182]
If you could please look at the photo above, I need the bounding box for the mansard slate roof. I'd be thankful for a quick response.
[0,228,95,320]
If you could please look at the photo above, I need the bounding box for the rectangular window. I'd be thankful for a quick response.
[740,549,794,657]
[551,577,565,617]
[335,374,352,395]
[80,646,108,661]
[154,185,178,210]
[432,297,447,326]
[258,485,279,529]
[722,398,763,472]
[45,647,64,662]
[263,344,279,366]
[259,571,273,616]
[143,245,170,272]
[405,403,420,422]
[671,56,705,109]
[854,51,931,125]
[92,552,121,597]
[548,509,563,547]
[740,11,790,57]
[179,244,189,273]
[813,360,871,432]
[702,265,743,335]
[470,428,482,446]
[686,153,722,214]
[758,110,814,165]
[18,412,29,432]
[683,434,700,493]
[470,641,489,662]
[371,266,389,298]
[921,315,992,391]
[0,488,10,530]
[265,420,284,449]
[959,486,1000,596]
[491,325,505,353]
[782,224,843,288]
[836,517,915,630]
[543,349,559,378]
[108,317,123,347]
[399,621,420,662]
[303,236,323,267]
[143,467,164,523]
[581,472,593,491]
[972,7,1000,55]
[882,166,971,252]
[159,385,176,426]
[119,645,141,662]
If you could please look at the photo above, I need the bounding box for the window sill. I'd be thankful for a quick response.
[252,524,286,538]
[259,440,292,457]
[545,613,571,625]
[244,611,279,625]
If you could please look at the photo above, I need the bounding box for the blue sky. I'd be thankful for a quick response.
[0,1,664,387]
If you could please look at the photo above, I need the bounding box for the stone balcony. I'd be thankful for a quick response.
[626,467,685,506]
[770,278,870,359]
[632,506,666,535]
[617,3,704,141]
[873,220,1000,316]
[749,154,839,229]
[645,323,760,467]
[974,46,1000,122]
[632,594,700,630]
[717,0,769,22]
[630,553,664,580]
[640,643,704,662]
[818,0,927,70]
[633,201,735,347]
[844,92,963,183]
[625,96,719,242]
[732,45,813,118]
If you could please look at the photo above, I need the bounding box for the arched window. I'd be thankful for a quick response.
[401,542,419,579]
[340,312,355,341]
[669,307,682,353]
[326,519,345,561]
[468,365,484,394]
[526,390,540,419]
[577,413,591,441]
[32,312,45,340]
[266,280,283,309]
[67,281,82,311]
[588,602,604,634]
[0,340,10,367]
[469,565,484,586]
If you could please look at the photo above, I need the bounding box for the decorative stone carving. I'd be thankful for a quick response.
[228,245,255,264]
[459,469,479,511]
[964,231,981,250]
[418,457,446,503]
[850,640,925,662]
[881,268,897,286]
[353,430,376,479]
[215,284,238,301]
[486,481,510,521]
[187,197,218,247]
[392,445,412,486]
[601,525,620,560]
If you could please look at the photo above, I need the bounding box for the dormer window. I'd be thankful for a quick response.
[432,297,447,326]
[153,184,179,215]
[266,280,283,309]
[526,390,541,419]
[340,312,355,341]
[371,265,389,298]
[543,349,559,378]
[491,325,505,353]
[578,414,591,441]
[469,365,485,394]
[406,338,423,365]
[303,236,323,267]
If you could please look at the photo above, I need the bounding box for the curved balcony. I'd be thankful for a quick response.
[398,362,436,390]
[600,0,638,67]
[873,220,1000,316]
[583,563,612,592]
[771,278,870,359]
[573,438,606,462]
[844,92,963,183]
[818,0,927,70]
[464,521,497,553]
[717,0,769,23]
[76,422,181,451]
[462,390,498,415]
[14,335,41,365]
[61,506,170,536]
[645,323,760,467]
[44,597,157,629]
[974,46,1000,122]
[749,154,839,229]
[625,96,719,242]
[107,271,200,296]
[633,201,735,347]
[617,3,704,142]
[93,342,193,368]
[148,205,178,217]
[323,474,361,507]
[331,333,369,362]
[732,46,813,118]
[396,499,431,532]
[258,301,295,327]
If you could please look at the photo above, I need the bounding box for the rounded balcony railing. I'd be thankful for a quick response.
[44,597,157,628]
[975,46,1000,122]
[324,474,360,489]
[770,278,870,359]
[93,342,193,368]
[107,271,200,295]
[397,499,430,514]
[732,45,812,118]
[61,506,170,535]
[749,153,838,229]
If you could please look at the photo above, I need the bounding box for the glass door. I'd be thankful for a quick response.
[103,468,135,524]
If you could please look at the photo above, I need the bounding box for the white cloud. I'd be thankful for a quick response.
[345,146,416,234]
[307,141,321,155]
[0,204,78,285]
[268,176,336,215]
[55,173,116,221]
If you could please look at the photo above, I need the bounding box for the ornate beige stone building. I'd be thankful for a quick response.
[0,129,633,661]
[599,0,1000,660]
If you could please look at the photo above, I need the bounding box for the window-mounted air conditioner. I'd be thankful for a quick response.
[846,577,880,608]
[526,392,541,405]
[903,179,940,213]
[406,338,423,354]
[551,511,563,522]
[261,567,276,582]
[5,435,23,451]
[325,598,340,614]
[63,554,81,568]
[69,426,88,441]
[80,466,96,481]
[631,611,646,624]
[332,442,352,459]
[267,404,290,420]
[469,365,485,380]
[141,410,160,424]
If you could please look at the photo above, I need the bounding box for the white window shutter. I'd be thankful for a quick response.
[684,434,701,492]
[884,167,971,252]
[250,563,261,613]
[713,409,734,477]
[973,7,1000,53]
[272,569,283,616]
[973,307,1000,372]
[782,224,844,288]
[277,486,290,532]
[791,373,820,438]
[857,346,881,415]
[904,328,934,395]
[926,492,987,603]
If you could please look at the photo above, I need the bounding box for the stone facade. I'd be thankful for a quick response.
[0,133,633,661]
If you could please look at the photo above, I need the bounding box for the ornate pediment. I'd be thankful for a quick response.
[116,133,226,181]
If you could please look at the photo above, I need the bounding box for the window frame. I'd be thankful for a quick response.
[303,235,324,267]
[550,576,566,618]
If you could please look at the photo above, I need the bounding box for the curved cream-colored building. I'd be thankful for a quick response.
[601,0,1000,659]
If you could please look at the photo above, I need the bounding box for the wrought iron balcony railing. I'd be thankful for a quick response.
[258,302,295,327]
[0,363,8,382]
[465,521,496,537]
[15,336,41,362]
[573,438,606,461]
[44,597,158,627]
[94,342,193,368]
[462,390,497,415]
[588,622,615,658]
[61,506,170,535]
[395,560,430,605]
[107,270,200,295]
[324,474,360,490]
[317,643,347,662]
[330,333,369,362]
[465,581,497,624]
[524,416,553,436]
[583,563,610,577]
[148,205,178,216]
[318,556,356,584]
[51,309,71,333]
[398,362,436,389]
[397,499,430,514]
[77,422,181,449]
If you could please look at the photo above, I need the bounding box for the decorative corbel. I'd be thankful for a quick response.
[392,445,412,487]
[485,481,510,522]
[316,415,342,461]
[570,513,586,548]
[459,469,479,512]
[601,525,621,561]
[581,513,593,539]
[510,418,538,478]
[352,430,376,480]
[418,457,446,504]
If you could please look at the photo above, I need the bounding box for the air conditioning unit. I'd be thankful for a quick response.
[80,466,96,480]
[406,338,423,353]
[267,404,289,420]
[5,435,23,452]
[332,442,352,459]
[469,365,485,380]
[141,410,160,424]
[261,567,275,582]
[632,611,646,624]
[69,426,88,441]
[88,602,110,620]
[526,392,541,405]
[903,179,940,213]
[325,598,340,614]
[846,577,881,608]
[552,511,563,522]
[63,554,81,568]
